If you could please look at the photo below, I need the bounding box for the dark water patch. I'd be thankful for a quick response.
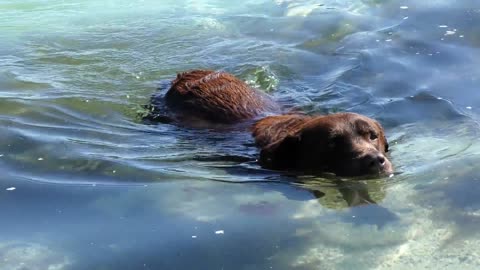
[380,92,466,127]
[414,158,480,210]
[0,176,309,269]
[0,71,53,91]
[34,54,104,66]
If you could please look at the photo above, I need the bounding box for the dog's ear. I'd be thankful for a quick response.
[259,134,300,170]
[381,131,389,153]
[372,120,389,153]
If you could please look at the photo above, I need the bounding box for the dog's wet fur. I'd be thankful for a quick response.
[146,69,393,177]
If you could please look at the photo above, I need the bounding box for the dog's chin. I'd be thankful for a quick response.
[330,162,394,178]
[363,166,395,179]
[366,167,394,179]
[371,169,394,178]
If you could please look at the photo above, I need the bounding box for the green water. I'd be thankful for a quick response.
[1,0,480,269]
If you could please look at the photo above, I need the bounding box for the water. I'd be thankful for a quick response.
[1,0,480,269]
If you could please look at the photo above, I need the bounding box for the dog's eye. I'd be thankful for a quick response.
[370,132,378,140]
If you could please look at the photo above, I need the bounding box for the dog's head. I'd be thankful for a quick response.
[259,113,393,177]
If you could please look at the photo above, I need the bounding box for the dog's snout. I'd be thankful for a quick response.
[364,153,386,170]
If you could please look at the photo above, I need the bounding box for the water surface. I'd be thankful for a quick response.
[1,0,480,269]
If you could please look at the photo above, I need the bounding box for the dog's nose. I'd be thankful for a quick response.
[364,153,386,171]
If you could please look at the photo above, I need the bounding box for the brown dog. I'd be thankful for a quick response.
[156,69,393,177]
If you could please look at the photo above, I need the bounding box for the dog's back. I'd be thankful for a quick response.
[163,70,280,125]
